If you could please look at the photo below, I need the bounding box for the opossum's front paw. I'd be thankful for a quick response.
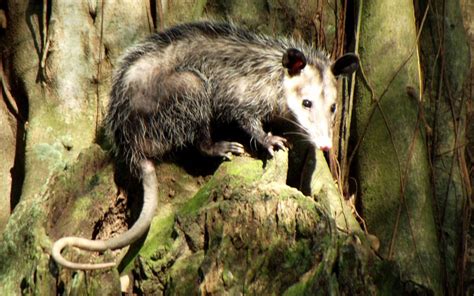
[201,141,245,160]
[217,141,245,160]
[262,132,287,157]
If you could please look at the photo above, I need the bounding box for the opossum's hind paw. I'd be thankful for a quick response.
[262,133,287,157]
[200,141,245,160]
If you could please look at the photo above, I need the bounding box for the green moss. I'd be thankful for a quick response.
[61,160,114,224]
[178,180,215,217]
[142,214,176,256]
[34,141,62,159]
[283,240,312,273]
[71,196,93,222]
[87,174,100,190]
[221,157,264,183]
[179,155,274,217]
[167,251,205,294]
[283,281,308,296]
[119,213,176,273]
[281,237,338,295]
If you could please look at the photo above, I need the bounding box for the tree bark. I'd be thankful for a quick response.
[352,0,443,293]
[418,0,470,293]
[0,0,148,293]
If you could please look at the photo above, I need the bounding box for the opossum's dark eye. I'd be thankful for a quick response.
[330,103,337,113]
[302,99,312,108]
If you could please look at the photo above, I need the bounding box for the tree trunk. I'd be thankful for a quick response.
[352,0,443,293]
[418,0,470,293]
[0,0,149,293]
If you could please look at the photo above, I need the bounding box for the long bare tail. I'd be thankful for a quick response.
[51,159,158,270]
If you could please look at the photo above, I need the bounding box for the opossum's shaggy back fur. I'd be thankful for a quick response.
[105,22,332,175]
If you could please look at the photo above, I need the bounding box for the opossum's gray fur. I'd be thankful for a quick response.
[52,21,358,270]
[105,21,333,175]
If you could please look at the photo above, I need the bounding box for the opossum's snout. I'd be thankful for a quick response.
[313,134,332,151]
[318,144,331,152]
[309,118,333,151]
[311,102,336,151]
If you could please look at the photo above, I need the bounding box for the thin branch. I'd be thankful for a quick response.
[0,61,20,119]
[95,0,106,136]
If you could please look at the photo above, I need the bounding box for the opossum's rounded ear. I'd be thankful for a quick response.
[282,48,307,76]
[331,53,359,76]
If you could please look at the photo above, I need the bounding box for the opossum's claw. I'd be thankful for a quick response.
[228,142,245,154]
[203,141,245,159]
[222,153,233,161]
[263,133,288,156]
[219,141,245,155]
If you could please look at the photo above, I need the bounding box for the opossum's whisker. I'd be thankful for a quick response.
[283,131,308,137]
[249,136,258,152]
[275,115,307,132]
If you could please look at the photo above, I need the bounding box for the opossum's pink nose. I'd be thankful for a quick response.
[314,137,332,151]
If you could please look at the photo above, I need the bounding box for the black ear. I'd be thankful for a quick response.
[331,53,359,76]
[282,48,307,76]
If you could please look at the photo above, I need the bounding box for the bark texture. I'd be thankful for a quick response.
[419,0,470,293]
[0,145,407,294]
[352,0,443,293]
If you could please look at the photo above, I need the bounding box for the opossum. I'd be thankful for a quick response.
[51,21,359,270]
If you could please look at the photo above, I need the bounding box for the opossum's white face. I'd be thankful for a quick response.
[283,66,337,151]
[282,49,359,151]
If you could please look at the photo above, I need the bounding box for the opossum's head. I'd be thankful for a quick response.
[282,48,359,151]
